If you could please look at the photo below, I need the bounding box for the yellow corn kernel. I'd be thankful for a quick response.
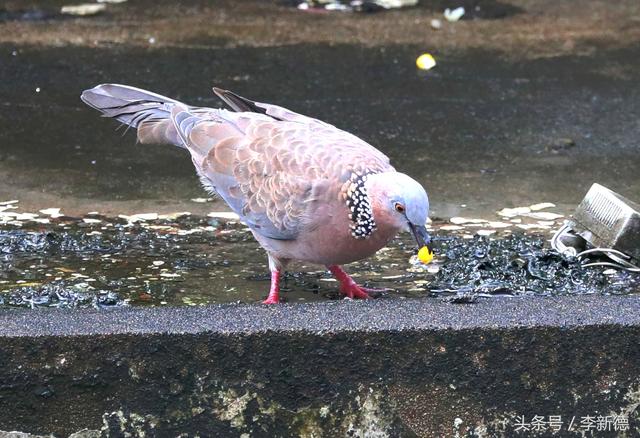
[418,246,434,264]
[416,53,436,70]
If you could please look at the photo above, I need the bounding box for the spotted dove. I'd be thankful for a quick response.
[81,84,431,303]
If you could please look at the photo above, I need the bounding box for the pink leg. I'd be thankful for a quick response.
[262,269,281,304]
[327,265,373,300]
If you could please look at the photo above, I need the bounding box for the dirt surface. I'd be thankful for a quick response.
[1,0,639,218]
[2,0,640,58]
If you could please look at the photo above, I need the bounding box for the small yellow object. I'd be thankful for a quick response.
[418,246,434,264]
[416,53,436,71]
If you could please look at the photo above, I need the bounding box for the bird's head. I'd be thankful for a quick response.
[365,172,432,254]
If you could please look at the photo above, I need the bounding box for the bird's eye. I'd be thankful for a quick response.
[394,203,405,213]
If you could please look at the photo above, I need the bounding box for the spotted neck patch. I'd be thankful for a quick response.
[345,171,377,239]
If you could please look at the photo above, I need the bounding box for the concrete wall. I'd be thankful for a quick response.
[1,296,639,437]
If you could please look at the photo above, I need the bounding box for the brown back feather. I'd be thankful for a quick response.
[183,113,392,240]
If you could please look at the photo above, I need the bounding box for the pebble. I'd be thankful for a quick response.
[525,212,563,220]
[207,212,240,220]
[516,224,542,230]
[325,3,350,11]
[444,6,465,22]
[134,213,159,221]
[118,213,159,222]
[40,208,63,218]
[15,213,39,220]
[61,4,106,15]
[177,229,202,235]
[487,221,512,228]
[158,212,191,220]
[529,202,556,211]
[450,217,487,225]
[440,225,464,231]
[498,207,531,217]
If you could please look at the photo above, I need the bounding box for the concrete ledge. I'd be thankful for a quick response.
[1,296,640,436]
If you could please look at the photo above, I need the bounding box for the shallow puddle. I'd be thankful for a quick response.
[1,207,638,309]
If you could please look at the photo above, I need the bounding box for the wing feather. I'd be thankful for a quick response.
[171,96,393,240]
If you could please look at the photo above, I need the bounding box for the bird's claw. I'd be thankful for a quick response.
[340,284,372,300]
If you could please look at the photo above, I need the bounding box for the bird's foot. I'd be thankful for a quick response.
[339,282,372,300]
[327,265,376,300]
[262,269,281,304]
[262,295,280,305]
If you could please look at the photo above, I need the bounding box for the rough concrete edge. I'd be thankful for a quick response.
[1,294,640,338]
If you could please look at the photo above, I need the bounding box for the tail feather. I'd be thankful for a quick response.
[81,84,183,146]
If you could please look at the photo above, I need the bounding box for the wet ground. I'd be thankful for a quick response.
[0,0,639,306]
[1,204,638,308]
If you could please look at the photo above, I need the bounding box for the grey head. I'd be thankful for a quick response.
[365,172,432,249]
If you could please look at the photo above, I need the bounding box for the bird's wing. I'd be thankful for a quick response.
[213,87,332,126]
[170,104,392,241]
[212,87,392,174]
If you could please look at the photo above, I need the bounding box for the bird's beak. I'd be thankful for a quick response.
[409,223,432,251]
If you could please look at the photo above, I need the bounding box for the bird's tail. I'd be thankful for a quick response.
[80,83,184,146]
